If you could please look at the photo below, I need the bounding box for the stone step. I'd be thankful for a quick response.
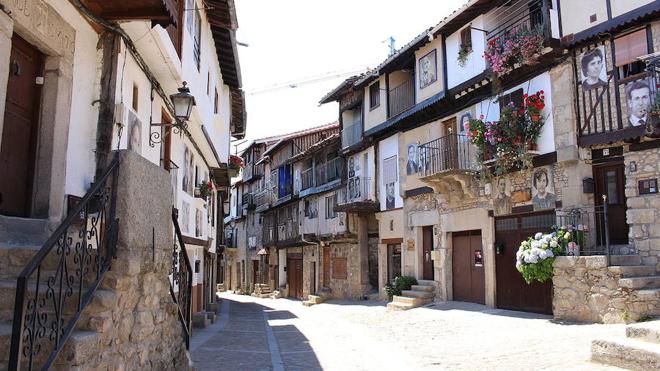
[0,215,50,246]
[610,255,643,267]
[392,295,431,306]
[0,322,101,367]
[627,321,660,344]
[632,288,660,302]
[0,243,98,280]
[609,265,656,277]
[0,279,116,320]
[307,295,323,304]
[619,276,660,290]
[411,285,434,292]
[401,290,434,299]
[386,301,414,311]
[591,337,660,370]
[416,279,435,286]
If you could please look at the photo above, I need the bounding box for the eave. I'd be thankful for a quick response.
[79,0,178,27]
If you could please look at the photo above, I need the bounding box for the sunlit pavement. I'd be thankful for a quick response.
[191,292,626,370]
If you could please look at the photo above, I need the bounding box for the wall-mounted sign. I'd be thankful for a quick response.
[638,178,658,195]
[406,239,415,251]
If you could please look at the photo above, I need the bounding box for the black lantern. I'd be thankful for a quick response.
[149,82,197,147]
[170,81,196,121]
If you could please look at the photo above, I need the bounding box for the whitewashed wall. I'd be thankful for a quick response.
[475,72,556,154]
[364,75,387,132]
[415,36,444,103]
[446,15,486,90]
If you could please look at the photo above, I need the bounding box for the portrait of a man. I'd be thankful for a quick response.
[354,177,361,199]
[532,167,556,211]
[386,182,395,210]
[493,177,512,216]
[406,144,418,175]
[181,202,190,233]
[625,79,652,128]
[419,49,437,89]
[348,156,355,178]
[348,178,355,200]
[195,209,202,237]
[182,147,190,193]
[580,46,608,90]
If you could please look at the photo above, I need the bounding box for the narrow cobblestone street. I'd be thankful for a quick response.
[191,293,627,370]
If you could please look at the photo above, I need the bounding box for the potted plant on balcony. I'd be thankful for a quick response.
[228,155,244,177]
[484,25,545,88]
[196,180,213,199]
[457,44,471,68]
[523,90,546,151]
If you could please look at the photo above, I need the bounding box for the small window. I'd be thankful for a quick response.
[207,71,211,95]
[132,84,139,112]
[194,260,200,273]
[498,88,524,110]
[214,88,219,114]
[460,27,472,51]
[369,81,380,109]
[325,194,337,219]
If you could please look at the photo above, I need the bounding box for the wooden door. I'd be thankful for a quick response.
[442,118,458,169]
[422,226,434,280]
[452,231,485,304]
[495,211,553,314]
[252,260,259,287]
[594,163,628,245]
[323,247,330,288]
[287,257,303,299]
[0,34,43,216]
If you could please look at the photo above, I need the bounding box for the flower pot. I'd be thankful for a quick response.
[526,142,538,151]
[531,114,541,123]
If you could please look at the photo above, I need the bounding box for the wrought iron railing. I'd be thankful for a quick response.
[486,0,548,42]
[170,208,193,350]
[418,134,476,177]
[255,185,276,209]
[556,202,611,264]
[301,167,314,190]
[337,177,375,204]
[388,78,415,118]
[315,158,344,186]
[9,157,120,370]
[342,121,363,149]
[242,192,254,208]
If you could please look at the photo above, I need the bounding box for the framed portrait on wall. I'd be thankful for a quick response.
[419,49,437,89]
[127,110,142,155]
[406,144,418,175]
[531,166,556,211]
[579,46,608,90]
[492,177,512,216]
[624,77,653,128]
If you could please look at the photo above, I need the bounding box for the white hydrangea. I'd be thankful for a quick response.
[535,232,543,240]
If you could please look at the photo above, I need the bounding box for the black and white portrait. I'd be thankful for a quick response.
[492,177,512,216]
[348,156,355,178]
[532,166,556,211]
[580,46,608,90]
[354,177,361,199]
[195,209,202,237]
[419,49,437,89]
[127,110,142,155]
[348,178,355,199]
[625,78,652,128]
[406,144,418,175]
[181,201,190,233]
[386,182,395,210]
[459,111,472,133]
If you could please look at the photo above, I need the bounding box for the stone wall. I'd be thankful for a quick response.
[75,151,192,370]
[553,256,659,324]
[624,147,660,270]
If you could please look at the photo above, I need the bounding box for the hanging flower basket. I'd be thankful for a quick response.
[484,25,545,80]
[228,155,245,177]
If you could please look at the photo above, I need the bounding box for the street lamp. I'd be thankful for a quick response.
[149,81,197,147]
[170,81,196,121]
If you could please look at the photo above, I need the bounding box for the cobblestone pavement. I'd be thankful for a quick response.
[191,293,627,370]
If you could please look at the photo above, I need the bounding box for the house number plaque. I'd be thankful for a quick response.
[638,178,658,195]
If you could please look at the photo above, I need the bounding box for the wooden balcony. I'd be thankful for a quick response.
[80,0,179,27]
[575,53,660,146]
[388,78,415,118]
[334,177,378,213]
[418,134,479,200]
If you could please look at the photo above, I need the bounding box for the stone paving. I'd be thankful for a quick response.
[191,293,628,370]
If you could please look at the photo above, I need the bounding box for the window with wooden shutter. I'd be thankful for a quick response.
[383,155,398,184]
[614,29,647,67]
[369,81,380,109]
[460,27,472,51]
[332,257,348,279]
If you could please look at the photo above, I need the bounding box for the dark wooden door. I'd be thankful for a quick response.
[287,257,303,299]
[594,163,628,245]
[323,247,330,288]
[452,231,485,304]
[422,226,434,280]
[252,260,259,286]
[495,211,554,314]
[0,34,43,216]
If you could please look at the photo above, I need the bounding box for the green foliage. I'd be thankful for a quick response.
[457,45,471,67]
[384,276,418,300]
[517,256,555,284]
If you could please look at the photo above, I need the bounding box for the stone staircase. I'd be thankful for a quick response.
[0,217,111,369]
[609,255,660,319]
[387,279,435,311]
[591,320,660,370]
[251,283,274,299]
[302,294,323,307]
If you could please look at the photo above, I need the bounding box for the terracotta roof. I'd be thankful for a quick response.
[263,122,339,156]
